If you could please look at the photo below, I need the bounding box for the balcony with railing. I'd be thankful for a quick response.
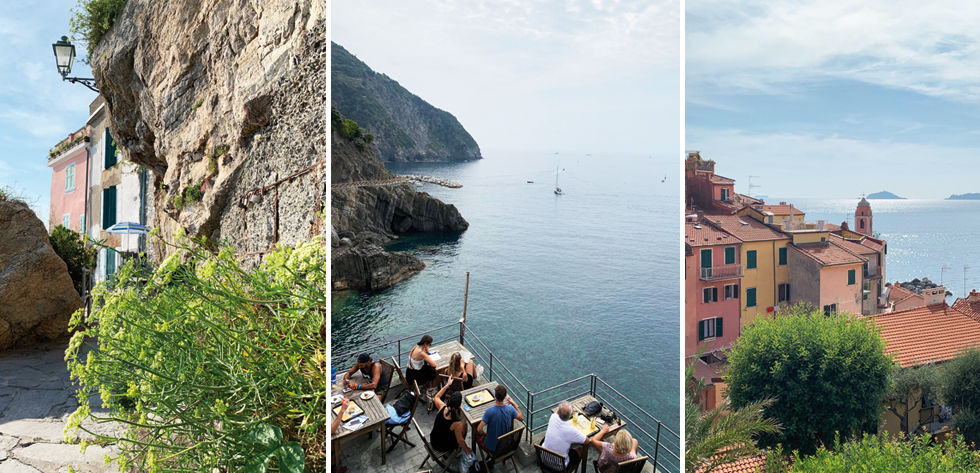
[700,264,743,281]
[685,159,715,172]
[864,263,881,278]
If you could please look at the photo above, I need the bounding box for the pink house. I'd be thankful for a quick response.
[685,220,743,364]
[48,127,89,233]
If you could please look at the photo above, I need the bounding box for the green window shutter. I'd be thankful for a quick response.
[701,249,712,269]
[779,247,787,265]
[725,247,735,264]
[848,269,856,285]
[105,129,118,169]
[786,284,790,302]
[747,288,757,307]
[716,318,723,338]
[698,320,705,341]
[105,250,116,278]
[102,186,117,229]
[747,250,757,269]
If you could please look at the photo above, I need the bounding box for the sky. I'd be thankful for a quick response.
[0,1,99,221]
[686,0,980,199]
[332,0,680,156]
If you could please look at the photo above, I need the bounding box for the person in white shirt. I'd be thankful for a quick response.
[541,401,593,469]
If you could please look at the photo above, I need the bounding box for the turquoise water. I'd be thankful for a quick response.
[331,150,679,428]
[779,198,980,300]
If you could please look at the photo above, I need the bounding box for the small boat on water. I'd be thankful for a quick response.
[554,165,564,195]
[527,180,534,183]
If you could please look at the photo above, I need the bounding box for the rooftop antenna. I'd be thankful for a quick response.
[748,176,761,198]
[965,265,972,298]
[941,265,952,286]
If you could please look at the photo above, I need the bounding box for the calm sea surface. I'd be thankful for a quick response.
[777,198,980,300]
[331,150,679,428]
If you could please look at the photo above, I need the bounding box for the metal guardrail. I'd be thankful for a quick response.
[331,321,679,471]
[700,264,743,281]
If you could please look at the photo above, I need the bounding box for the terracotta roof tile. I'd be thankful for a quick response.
[887,285,922,305]
[860,237,885,253]
[790,242,866,267]
[760,205,805,216]
[952,296,980,323]
[686,221,742,248]
[710,174,736,184]
[707,215,790,242]
[698,452,768,473]
[824,222,843,232]
[868,303,980,367]
[830,234,876,256]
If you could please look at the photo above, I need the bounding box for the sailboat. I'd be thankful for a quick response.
[554,165,564,195]
[662,174,666,183]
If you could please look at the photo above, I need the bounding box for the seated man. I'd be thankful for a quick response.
[342,354,389,394]
[477,385,524,454]
[541,401,593,469]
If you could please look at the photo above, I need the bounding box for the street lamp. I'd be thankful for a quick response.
[52,36,98,92]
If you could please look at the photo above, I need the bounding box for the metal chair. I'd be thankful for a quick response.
[592,455,648,473]
[413,417,461,473]
[534,444,576,473]
[385,380,421,453]
[377,358,396,403]
[479,426,525,473]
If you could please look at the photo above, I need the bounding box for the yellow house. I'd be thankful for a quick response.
[707,214,790,328]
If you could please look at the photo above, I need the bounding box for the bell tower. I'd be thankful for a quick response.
[855,196,872,236]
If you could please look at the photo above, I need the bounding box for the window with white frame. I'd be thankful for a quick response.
[725,283,739,300]
[62,214,70,229]
[65,164,75,192]
[703,287,718,303]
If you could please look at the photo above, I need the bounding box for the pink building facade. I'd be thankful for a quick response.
[686,221,743,358]
[48,127,89,232]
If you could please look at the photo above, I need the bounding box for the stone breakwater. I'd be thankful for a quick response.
[402,175,463,188]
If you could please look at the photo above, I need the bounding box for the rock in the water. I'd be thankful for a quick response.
[0,201,81,349]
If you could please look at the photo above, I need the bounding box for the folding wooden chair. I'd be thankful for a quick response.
[479,426,525,473]
[534,444,576,473]
[592,455,648,473]
[377,358,396,403]
[392,356,409,397]
[413,417,461,473]
[437,372,466,401]
[385,380,421,453]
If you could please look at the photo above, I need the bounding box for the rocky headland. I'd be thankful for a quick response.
[331,107,468,291]
[867,191,905,199]
[331,42,482,163]
[947,193,980,200]
[92,0,325,263]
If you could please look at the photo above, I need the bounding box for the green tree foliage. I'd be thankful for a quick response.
[685,353,782,473]
[779,433,980,472]
[724,304,892,455]
[884,362,941,437]
[49,225,98,297]
[940,347,980,446]
[69,0,128,62]
[65,235,326,471]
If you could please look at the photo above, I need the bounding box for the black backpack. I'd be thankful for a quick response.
[393,389,416,416]
[582,401,603,416]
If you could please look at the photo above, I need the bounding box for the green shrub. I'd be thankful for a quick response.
[65,235,326,471]
[69,0,128,62]
[192,99,204,112]
[339,118,361,140]
[49,225,98,297]
[173,194,184,212]
[185,183,203,203]
[783,433,980,472]
[941,348,980,445]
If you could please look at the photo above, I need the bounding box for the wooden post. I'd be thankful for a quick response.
[460,272,470,345]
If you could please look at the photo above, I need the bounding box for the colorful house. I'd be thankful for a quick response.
[786,232,866,317]
[47,127,89,232]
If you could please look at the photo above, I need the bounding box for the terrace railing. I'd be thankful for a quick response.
[700,264,743,281]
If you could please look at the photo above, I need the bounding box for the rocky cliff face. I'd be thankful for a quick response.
[92,0,325,262]
[331,42,482,163]
[331,109,468,291]
[0,201,81,349]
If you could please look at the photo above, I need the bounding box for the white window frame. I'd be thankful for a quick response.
[62,213,70,229]
[725,283,739,300]
[704,317,717,338]
[703,287,718,303]
[65,164,75,192]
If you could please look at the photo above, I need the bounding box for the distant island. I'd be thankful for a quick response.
[947,193,980,200]
[867,191,905,199]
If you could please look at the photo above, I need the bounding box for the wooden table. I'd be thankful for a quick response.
[428,341,472,373]
[459,381,500,455]
[331,372,391,465]
[551,395,625,473]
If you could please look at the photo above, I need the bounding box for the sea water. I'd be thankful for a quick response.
[331,150,679,428]
[777,198,980,300]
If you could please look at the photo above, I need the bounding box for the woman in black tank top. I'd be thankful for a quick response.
[429,375,472,460]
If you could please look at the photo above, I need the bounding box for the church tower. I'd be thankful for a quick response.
[855,197,872,235]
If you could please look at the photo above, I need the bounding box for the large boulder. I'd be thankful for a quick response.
[0,201,81,348]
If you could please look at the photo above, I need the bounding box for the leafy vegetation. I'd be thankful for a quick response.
[686,351,781,473]
[49,134,86,158]
[331,106,375,152]
[884,362,941,437]
[65,235,326,471]
[49,225,98,297]
[193,99,205,112]
[172,194,184,212]
[69,0,128,62]
[185,182,203,203]
[940,347,980,446]
[724,304,892,455]
[765,433,980,472]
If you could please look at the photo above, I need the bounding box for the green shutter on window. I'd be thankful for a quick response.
[701,249,712,268]
[779,247,787,265]
[725,247,735,264]
[848,269,856,285]
[105,129,118,169]
[105,250,116,278]
[747,250,757,269]
[698,320,705,341]
[747,288,757,307]
[716,318,723,338]
[102,186,117,229]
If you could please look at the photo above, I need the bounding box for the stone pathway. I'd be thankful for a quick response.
[0,340,119,473]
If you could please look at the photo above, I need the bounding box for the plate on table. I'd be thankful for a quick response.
[360,391,375,401]
[331,395,344,405]
[333,400,364,421]
[465,390,494,407]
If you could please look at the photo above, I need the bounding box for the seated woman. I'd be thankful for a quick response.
[446,352,477,392]
[431,376,476,472]
[590,427,638,473]
[406,335,438,389]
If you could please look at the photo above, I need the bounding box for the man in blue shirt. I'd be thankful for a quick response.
[477,384,525,453]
